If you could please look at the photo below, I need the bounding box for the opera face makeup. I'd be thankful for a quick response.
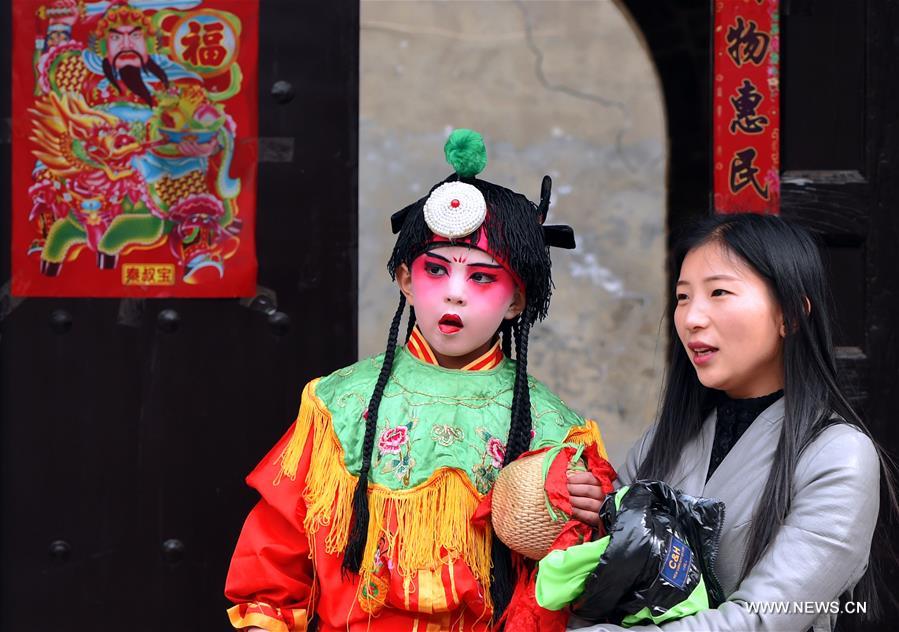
[405,245,521,368]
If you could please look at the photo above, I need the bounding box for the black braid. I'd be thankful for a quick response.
[490,315,535,619]
[504,316,533,465]
[343,293,406,573]
[500,318,515,359]
[489,535,515,621]
[405,306,417,342]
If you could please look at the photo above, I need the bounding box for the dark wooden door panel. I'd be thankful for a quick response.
[0,0,359,629]
[782,2,899,630]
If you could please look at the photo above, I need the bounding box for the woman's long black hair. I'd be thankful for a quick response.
[636,213,897,617]
[342,173,565,617]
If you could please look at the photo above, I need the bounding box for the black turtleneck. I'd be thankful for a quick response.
[706,390,783,482]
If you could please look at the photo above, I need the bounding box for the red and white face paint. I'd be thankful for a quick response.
[408,245,521,368]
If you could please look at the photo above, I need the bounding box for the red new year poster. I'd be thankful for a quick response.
[713,0,780,214]
[11,0,258,297]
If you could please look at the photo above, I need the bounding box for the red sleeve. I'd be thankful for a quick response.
[225,420,317,632]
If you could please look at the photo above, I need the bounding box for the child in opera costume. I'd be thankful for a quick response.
[224,129,609,631]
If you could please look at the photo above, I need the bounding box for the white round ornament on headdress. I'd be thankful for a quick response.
[423,181,487,239]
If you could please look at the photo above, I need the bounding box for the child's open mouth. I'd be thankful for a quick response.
[438,313,464,334]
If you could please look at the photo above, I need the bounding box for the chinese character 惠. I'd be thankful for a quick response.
[726,17,770,67]
[729,148,769,198]
[729,79,770,134]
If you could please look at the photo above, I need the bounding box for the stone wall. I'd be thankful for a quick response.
[359,0,667,467]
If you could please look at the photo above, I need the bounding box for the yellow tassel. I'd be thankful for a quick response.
[564,419,609,460]
[275,379,493,609]
[275,378,328,482]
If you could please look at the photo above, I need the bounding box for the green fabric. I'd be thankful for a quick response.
[613,485,629,511]
[534,486,628,610]
[444,129,487,178]
[314,347,586,493]
[534,484,710,626]
[536,535,612,610]
[620,575,710,627]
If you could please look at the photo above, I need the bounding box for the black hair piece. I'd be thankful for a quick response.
[537,175,552,223]
[504,317,533,465]
[405,306,417,342]
[489,316,535,617]
[500,318,515,358]
[489,534,515,619]
[342,293,406,574]
[388,176,554,324]
[543,225,576,249]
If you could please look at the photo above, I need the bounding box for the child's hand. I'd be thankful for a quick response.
[567,470,604,527]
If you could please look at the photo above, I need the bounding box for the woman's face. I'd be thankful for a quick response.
[397,245,523,369]
[674,241,785,398]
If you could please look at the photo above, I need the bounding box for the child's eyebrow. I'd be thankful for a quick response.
[424,251,502,269]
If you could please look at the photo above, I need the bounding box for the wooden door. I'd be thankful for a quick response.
[781,2,898,629]
[0,1,359,629]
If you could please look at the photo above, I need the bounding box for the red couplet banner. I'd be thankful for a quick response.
[713,0,780,214]
[11,0,258,297]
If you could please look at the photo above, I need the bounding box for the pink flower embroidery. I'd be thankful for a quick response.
[378,426,409,455]
[487,437,506,468]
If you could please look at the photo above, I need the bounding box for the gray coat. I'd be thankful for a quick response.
[570,398,880,632]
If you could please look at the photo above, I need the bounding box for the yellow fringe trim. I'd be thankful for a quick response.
[275,379,493,610]
[275,383,607,614]
[564,419,608,460]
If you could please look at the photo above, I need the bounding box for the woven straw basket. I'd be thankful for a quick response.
[491,451,566,560]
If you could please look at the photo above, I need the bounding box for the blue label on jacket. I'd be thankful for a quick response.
[660,535,692,589]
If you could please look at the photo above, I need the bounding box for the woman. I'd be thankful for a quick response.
[567,213,893,631]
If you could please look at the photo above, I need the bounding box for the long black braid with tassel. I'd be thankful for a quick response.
[489,315,534,615]
[342,293,407,574]
[505,316,534,464]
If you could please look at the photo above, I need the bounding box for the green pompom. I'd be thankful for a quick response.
[444,128,487,178]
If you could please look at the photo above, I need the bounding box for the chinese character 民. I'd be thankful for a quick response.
[730,79,770,134]
[729,148,769,198]
[726,18,770,67]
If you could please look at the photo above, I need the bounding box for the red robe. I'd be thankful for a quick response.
[225,331,605,631]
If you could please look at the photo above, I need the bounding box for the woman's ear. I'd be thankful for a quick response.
[780,297,812,337]
[505,287,525,320]
[396,263,414,306]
